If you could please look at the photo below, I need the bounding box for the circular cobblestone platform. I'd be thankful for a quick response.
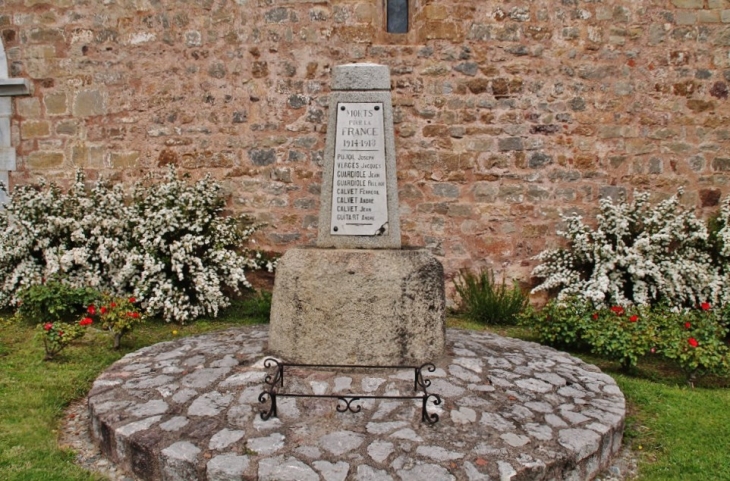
[87,326,625,480]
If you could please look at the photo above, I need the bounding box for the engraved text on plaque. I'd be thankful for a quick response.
[330,102,388,236]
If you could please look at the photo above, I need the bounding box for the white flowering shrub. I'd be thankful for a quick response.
[0,173,127,306]
[712,196,730,303]
[532,190,722,308]
[0,168,266,322]
[114,169,263,322]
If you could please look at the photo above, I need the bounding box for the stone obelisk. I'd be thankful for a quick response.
[268,64,445,365]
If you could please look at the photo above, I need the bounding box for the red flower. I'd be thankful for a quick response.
[591,313,599,320]
[685,322,691,330]
[650,347,656,354]
[110,302,117,308]
[610,306,625,316]
[80,317,93,326]
[87,305,96,315]
[129,297,136,303]
[100,307,107,314]
[688,338,699,348]
[701,302,711,311]
[43,323,53,331]
[629,315,639,322]
[131,312,140,319]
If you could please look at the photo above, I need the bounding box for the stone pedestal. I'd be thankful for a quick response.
[268,248,445,365]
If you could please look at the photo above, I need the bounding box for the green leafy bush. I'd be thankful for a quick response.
[519,297,592,348]
[81,294,145,349]
[522,298,730,380]
[454,269,528,325]
[655,303,730,384]
[17,281,100,323]
[582,305,658,371]
[236,290,272,322]
[38,320,88,361]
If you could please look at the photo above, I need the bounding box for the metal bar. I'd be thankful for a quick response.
[272,393,426,401]
[264,358,422,370]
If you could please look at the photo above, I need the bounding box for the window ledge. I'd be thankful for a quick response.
[0,78,31,97]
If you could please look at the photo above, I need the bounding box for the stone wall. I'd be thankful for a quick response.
[2,0,730,293]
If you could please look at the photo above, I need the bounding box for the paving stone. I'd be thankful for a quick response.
[206,454,249,481]
[390,428,423,442]
[313,460,350,481]
[356,465,394,481]
[498,461,517,480]
[219,371,265,387]
[211,355,239,368]
[545,413,569,428]
[462,461,490,481]
[509,405,535,420]
[559,428,602,461]
[277,397,301,418]
[416,445,464,461]
[428,378,466,397]
[366,421,408,434]
[480,412,517,431]
[125,374,174,389]
[310,381,329,395]
[318,430,365,456]
[452,348,477,357]
[449,364,482,382]
[451,406,477,424]
[362,377,386,392]
[293,445,321,459]
[172,388,198,404]
[559,406,591,424]
[126,400,168,417]
[524,422,553,441]
[453,356,483,372]
[558,386,590,398]
[209,428,245,450]
[161,441,201,481]
[333,376,353,392]
[515,378,553,393]
[244,432,284,455]
[116,415,162,438]
[182,368,232,389]
[372,401,401,420]
[501,432,531,447]
[534,372,567,386]
[524,401,554,413]
[160,416,189,432]
[368,441,395,463]
[258,456,319,481]
[188,391,234,416]
[398,464,456,480]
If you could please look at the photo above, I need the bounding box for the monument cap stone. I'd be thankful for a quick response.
[332,63,391,91]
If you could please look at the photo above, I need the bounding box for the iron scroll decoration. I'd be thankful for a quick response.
[258,358,443,424]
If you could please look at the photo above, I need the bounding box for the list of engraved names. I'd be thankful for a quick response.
[330,102,389,236]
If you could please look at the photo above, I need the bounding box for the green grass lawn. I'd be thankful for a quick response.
[1,313,729,480]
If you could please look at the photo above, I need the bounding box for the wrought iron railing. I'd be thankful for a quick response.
[258,358,443,424]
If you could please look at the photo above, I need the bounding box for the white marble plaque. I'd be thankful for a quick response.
[330,102,388,236]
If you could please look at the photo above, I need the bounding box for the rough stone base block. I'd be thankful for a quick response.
[268,248,445,364]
